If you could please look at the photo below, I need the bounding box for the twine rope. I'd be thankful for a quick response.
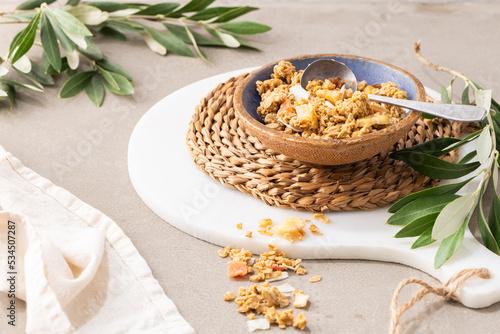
[389,268,491,334]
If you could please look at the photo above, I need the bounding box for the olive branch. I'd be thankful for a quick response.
[388,42,500,268]
[0,0,271,107]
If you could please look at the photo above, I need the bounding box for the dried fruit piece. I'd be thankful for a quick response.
[293,312,307,330]
[271,217,306,243]
[223,291,236,301]
[228,260,249,277]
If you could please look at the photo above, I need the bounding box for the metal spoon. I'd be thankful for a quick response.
[300,59,488,122]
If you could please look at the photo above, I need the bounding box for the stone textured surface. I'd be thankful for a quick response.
[1,1,500,333]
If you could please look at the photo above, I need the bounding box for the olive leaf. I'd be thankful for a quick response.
[434,217,468,269]
[16,0,56,10]
[389,151,480,180]
[47,7,92,36]
[143,27,195,57]
[41,12,62,72]
[164,23,224,46]
[411,228,435,249]
[474,89,492,112]
[67,5,109,26]
[387,195,459,226]
[96,27,128,41]
[388,177,473,213]
[85,73,105,107]
[477,189,500,255]
[9,11,41,65]
[217,21,272,35]
[432,192,477,240]
[87,2,129,12]
[174,0,216,15]
[59,71,95,98]
[476,126,493,164]
[461,83,470,105]
[134,3,180,16]
[394,214,438,238]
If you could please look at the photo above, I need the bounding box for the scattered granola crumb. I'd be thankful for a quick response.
[230,248,252,263]
[271,217,306,243]
[296,267,307,275]
[309,224,323,235]
[305,219,311,223]
[292,290,309,308]
[258,217,273,228]
[258,228,274,236]
[245,231,253,238]
[218,246,231,258]
[293,312,307,330]
[223,291,236,301]
[309,275,322,283]
[265,307,294,329]
[312,213,330,224]
[250,245,304,282]
[235,281,290,314]
[237,223,243,229]
[247,312,256,320]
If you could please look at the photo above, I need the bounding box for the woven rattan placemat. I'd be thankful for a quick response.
[186,73,466,213]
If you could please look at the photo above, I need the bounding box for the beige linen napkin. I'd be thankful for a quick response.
[0,146,195,334]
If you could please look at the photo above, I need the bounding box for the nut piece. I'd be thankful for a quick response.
[236,223,243,229]
[246,231,253,238]
[293,290,309,308]
[309,275,322,283]
[312,213,330,224]
[293,312,307,330]
[218,246,230,258]
[258,218,273,228]
[271,217,306,243]
[223,291,236,301]
[309,224,323,236]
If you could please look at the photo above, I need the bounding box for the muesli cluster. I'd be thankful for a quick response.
[256,60,407,139]
[220,245,315,331]
[243,213,331,243]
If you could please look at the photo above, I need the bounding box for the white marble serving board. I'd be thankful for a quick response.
[128,67,500,309]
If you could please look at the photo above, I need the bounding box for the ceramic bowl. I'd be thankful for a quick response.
[233,54,426,165]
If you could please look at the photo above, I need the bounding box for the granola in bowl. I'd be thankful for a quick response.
[256,60,408,139]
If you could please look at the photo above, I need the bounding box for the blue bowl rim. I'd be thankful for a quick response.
[233,54,426,149]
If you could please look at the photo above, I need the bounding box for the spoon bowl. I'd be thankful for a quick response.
[301,59,487,122]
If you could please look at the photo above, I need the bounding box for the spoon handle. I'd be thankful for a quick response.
[367,94,488,122]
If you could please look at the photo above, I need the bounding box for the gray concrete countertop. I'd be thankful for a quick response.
[1,1,499,333]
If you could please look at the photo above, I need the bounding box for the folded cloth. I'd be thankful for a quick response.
[0,146,195,334]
